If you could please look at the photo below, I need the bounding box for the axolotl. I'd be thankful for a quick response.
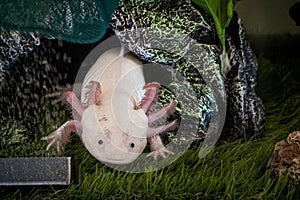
[42,47,177,164]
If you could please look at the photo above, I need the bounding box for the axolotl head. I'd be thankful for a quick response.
[80,104,148,165]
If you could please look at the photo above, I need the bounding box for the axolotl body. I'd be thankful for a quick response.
[42,47,176,164]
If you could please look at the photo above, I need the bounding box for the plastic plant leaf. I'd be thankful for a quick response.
[192,0,234,52]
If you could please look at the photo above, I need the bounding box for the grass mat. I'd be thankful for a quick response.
[1,53,300,199]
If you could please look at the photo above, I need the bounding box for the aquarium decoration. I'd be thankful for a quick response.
[268,131,300,182]
[0,0,118,44]
[0,157,71,186]
[0,0,118,81]
[111,0,264,140]
[192,0,234,58]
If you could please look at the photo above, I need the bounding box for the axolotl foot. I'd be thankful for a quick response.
[147,134,175,160]
[41,120,74,152]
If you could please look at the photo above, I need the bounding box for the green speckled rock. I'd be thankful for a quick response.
[110,0,264,143]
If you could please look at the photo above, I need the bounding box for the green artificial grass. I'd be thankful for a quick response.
[1,52,300,199]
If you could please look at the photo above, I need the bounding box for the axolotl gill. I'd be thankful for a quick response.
[42,47,177,164]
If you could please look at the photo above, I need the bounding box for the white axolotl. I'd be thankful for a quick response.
[42,47,177,164]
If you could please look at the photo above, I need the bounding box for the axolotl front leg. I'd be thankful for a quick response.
[41,91,85,151]
[42,81,176,159]
[41,82,100,151]
[138,82,177,159]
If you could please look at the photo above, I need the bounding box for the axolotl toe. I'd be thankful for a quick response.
[42,47,177,164]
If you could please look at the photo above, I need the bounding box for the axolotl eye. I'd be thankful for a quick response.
[129,143,135,148]
[98,140,103,145]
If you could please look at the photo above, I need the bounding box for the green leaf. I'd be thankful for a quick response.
[192,0,235,52]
